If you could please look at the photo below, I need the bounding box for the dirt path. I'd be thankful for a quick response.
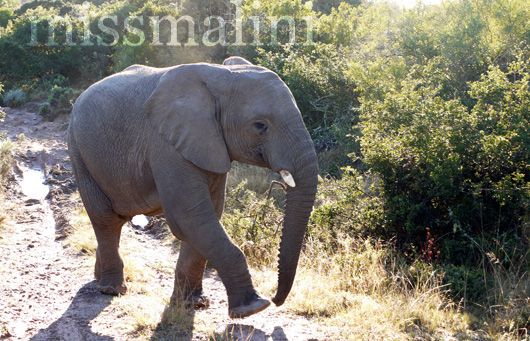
[0,107,329,340]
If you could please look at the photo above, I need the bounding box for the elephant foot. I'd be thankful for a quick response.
[98,278,127,295]
[171,288,209,309]
[228,292,270,319]
[187,293,210,309]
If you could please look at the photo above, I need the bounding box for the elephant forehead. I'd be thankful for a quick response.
[240,84,290,106]
[237,75,287,97]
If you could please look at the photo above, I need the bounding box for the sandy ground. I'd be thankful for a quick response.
[0,106,330,340]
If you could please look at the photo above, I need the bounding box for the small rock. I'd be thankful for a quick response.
[0,324,12,339]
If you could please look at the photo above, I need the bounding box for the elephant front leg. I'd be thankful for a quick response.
[169,216,270,318]
[172,241,209,309]
[151,155,270,318]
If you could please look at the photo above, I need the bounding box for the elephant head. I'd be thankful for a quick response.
[145,56,318,306]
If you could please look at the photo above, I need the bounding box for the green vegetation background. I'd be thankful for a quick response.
[0,0,528,337]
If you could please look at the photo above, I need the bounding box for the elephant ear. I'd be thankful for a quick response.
[145,64,231,174]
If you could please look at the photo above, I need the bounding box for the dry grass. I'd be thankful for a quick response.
[253,236,476,340]
[66,208,97,254]
[227,162,278,195]
[0,134,13,227]
[481,248,529,339]
[0,136,11,182]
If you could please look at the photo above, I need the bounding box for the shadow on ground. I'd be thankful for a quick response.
[150,302,288,340]
[30,281,114,341]
[150,302,195,341]
[209,324,288,341]
[29,279,292,340]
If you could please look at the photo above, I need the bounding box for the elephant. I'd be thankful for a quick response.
[67,56,318,318]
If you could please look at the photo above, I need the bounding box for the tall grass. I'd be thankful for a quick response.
[249,235,474,339]
[479,241,529,338]
[224,170,529,339]
[0,129,13,226]
[65,207,96,254]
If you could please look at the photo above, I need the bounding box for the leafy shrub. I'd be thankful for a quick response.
[316,2,362,46]
[29,74,67,100]
[442,264,486,302]
[227,162,278,195]
[38,101,51,116]
[47,85,77,115]
[2,88,27,107]
[0,5,111,89]
[238,0,315,46]
[102,0,181,72]
[0,7,13,27]
[0,0,18,9]
[222,181,284,267]
[359,54,529,266]
[309,168,386,245]
[0,7,77,86]
[0,131,12,226]
[313,0,360,14]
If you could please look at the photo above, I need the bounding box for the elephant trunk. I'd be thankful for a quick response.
[272,147,318,306]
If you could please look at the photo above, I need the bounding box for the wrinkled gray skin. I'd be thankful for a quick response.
[67,56,318,318]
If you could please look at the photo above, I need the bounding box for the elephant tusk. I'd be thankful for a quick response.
[279,170,296,188]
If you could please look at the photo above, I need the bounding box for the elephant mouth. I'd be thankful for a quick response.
[252,146,268,166]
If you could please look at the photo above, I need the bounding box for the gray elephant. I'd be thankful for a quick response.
[67,56,318,318]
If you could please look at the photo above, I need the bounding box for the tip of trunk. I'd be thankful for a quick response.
[271,295,286,306]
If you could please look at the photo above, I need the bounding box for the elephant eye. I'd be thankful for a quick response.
[252,121,268,135]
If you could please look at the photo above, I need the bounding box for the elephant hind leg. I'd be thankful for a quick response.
[172,241,209,309]
[70,150,127,295]
[92,217,127,296]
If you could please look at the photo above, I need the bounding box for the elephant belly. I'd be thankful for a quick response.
[110,185,161,218]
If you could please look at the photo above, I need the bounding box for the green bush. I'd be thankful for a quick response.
[442,264,486,302]
[28,74,66,99]
[238,0,315,46]
[48,85,76,114]
[313,0,360,14]
[2,88,27,107]
[0,0,17,9]
[0,7,13,27]
[0,7,81,87]
[359,54,529,265]
[222,181,284,267]
[38,101,51,116]
[309,168,386,246]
